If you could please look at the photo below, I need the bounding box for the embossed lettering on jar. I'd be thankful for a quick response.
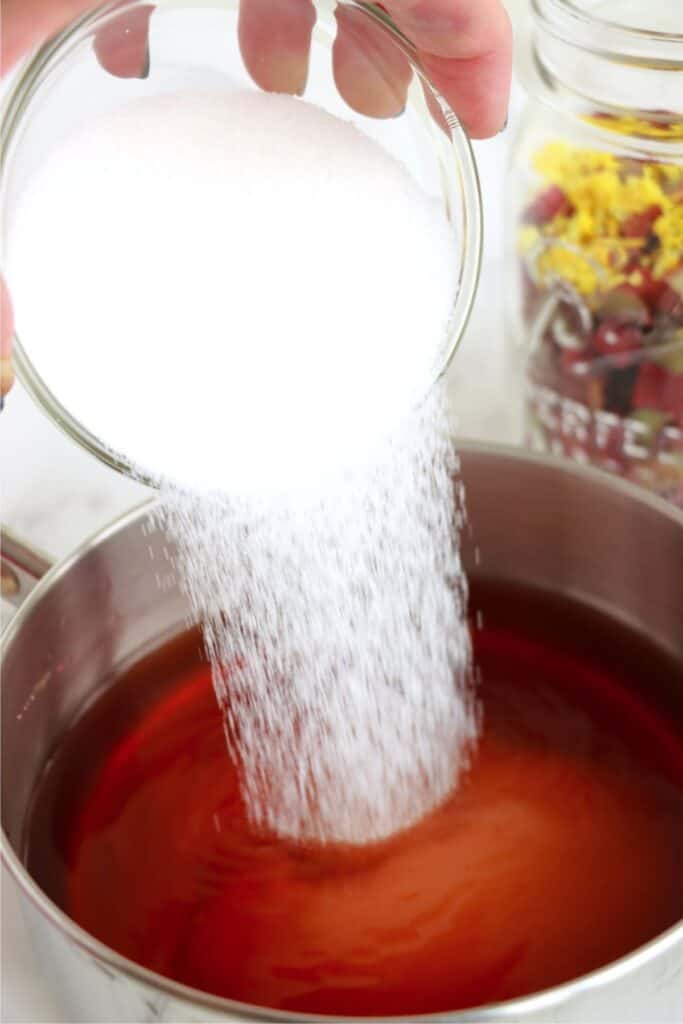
[508,0,683,505]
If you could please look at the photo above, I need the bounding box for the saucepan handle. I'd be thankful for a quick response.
[0,527,53,611]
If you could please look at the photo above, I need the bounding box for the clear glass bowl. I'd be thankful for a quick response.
[0,0,482,485]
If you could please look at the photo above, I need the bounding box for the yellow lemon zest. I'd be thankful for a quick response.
[654,206,683,276]
[520,141,682,290]
[535,246,600,296]
[583,114,683,141]
[518,226,541,254]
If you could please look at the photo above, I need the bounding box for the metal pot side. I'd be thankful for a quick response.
[2,444,683,1023]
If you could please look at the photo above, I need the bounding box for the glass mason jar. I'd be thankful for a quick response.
[508,0,683,506]
[0,0,481,487]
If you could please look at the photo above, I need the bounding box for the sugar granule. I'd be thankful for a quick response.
[157,385,476,843]
[8,89,477,843]
[7,89,458,496]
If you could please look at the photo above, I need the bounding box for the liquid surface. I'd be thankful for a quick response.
[26,582,683,1016]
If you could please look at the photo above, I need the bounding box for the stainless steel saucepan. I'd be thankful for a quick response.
[2,444,682,1023]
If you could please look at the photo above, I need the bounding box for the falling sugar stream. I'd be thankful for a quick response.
[7,90,478,843]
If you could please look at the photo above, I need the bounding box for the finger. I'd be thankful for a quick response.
[2,0,95,72]
[1,276,15,397]
[238,0,316,96]
[2,1,153,81]
[386,0,512,138]
[420,46,511,140]
[93,4,154,80]
[420,81,449,136]
[332,6,411,119]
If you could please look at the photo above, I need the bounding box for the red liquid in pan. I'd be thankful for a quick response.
[26,582,683,1016]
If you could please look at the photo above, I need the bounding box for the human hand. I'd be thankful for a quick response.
[238,0,511,136]
[0,0,512,401]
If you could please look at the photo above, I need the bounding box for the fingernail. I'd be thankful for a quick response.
[140,43,150,80]
[390,106,406,120]
[295,68,308,97]
[93,6,154,81]
[252,53,309,97]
